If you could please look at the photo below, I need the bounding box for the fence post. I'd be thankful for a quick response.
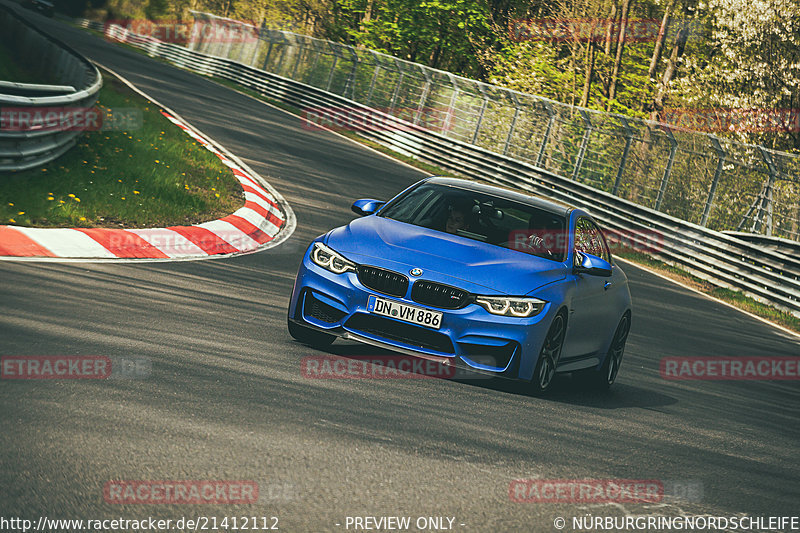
[701,135,726,227]
[341,45,360,98]
[471,84,489,145]
[291,37,304,79]
[413,67,432,126]
[263,40,274,71]
[503,91,520,155]
[756,146,778,236]
[248,25,264,66]
[655,125,677,211]
[388,59,405,114]
[572,109,593,180]
[444,74,460,137]
[612,116,634,195]
[537,102,556,167]
[308,46,321,85]
[364,50,381,105]
[325,43,339,92]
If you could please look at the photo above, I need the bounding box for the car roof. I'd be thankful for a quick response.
[425,177,573,217]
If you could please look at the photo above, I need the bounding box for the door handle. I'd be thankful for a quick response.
[604,281,612,290]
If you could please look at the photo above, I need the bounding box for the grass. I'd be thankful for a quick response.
[0,71,243,228]
[77,23,800,334]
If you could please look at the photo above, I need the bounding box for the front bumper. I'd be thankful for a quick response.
[288,247,557,381]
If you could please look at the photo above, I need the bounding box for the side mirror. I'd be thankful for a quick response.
[351,199,385,216]
[574,252,612,277]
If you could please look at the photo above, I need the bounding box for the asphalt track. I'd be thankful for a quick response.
[1,6,799,532]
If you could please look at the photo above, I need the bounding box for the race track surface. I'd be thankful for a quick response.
[1,6,799,531]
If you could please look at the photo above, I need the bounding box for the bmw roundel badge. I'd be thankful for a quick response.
[410,268,423,277]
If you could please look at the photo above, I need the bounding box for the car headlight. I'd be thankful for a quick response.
[475,296,547,317]
[310,242,357,274]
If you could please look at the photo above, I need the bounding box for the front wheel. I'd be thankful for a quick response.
[287,319,336,347]
[528,312,567,395]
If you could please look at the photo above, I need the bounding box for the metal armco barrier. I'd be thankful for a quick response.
[0,6,101,172]
[100,21,800,318]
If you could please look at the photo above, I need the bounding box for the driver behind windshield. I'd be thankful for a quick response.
[444,198,476,234]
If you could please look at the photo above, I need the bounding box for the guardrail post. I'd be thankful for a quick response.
[503,92,521,155]
[572,109,593,180]
[655,125,678,211]
[471,85,489,145]
[537,102,556,167]
[701,135,726,227]
[612,117,634,195]
[756,146,778,236]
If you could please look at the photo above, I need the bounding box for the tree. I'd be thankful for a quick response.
[672,0,800,149]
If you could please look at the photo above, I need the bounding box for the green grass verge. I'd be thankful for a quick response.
[0,70,243,228]
[77,23,800,334]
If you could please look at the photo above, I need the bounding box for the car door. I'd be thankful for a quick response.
[562,217,615,359]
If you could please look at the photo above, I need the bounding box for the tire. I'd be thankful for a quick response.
[287,318,336,347]
[528,311,567,395]
[581,313,631,390]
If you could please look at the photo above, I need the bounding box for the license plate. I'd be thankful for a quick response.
[367,296,443,329]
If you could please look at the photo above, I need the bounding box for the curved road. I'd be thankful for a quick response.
[1,6,799,531]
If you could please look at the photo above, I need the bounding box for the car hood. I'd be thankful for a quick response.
[326,216,567,294]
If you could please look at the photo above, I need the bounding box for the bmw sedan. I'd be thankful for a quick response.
[287,177,632,393]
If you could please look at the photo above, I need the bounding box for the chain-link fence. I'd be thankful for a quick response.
[188,11,800,242]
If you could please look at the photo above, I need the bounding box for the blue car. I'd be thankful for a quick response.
[288,177,632,393]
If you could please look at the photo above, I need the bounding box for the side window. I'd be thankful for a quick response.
[574,218,610,264]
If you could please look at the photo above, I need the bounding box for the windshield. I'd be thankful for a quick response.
[379,183,568,262]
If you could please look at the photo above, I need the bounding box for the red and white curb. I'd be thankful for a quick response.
[0,108,294,261]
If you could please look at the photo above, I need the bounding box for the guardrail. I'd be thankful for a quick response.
[99,21,800,318]
[0,5,101,172]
